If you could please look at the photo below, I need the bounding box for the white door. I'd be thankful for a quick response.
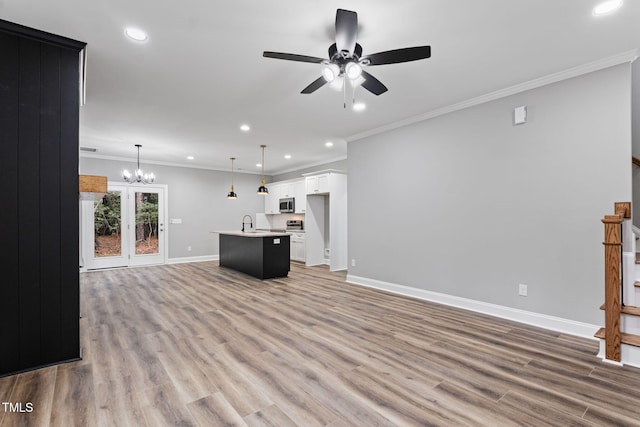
[82,183,166,270]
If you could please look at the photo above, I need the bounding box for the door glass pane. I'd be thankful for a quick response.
[135,192,159,255]
[94,191,122,257]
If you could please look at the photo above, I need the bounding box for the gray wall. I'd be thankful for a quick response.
[80,158,267,259]
[633,58,640,158]
[272,158,348,182]
[348,64,631,325]
[632,59,640,226]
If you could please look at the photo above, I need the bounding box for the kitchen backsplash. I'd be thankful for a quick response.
[256,212,305,230]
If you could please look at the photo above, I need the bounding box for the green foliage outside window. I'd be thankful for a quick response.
[94,191,121,236]
[136,193,159,241]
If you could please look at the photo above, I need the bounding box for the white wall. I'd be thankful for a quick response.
[347,64,632,326]
[80,158,266,260]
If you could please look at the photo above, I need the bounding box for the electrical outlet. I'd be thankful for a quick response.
[518,284,528,297]
[351,259,356,267]
[187,246,192,252]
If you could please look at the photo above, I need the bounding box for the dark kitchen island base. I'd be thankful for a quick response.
[219,232,290,279]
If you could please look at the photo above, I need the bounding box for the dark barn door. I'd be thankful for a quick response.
[0,19,86,376]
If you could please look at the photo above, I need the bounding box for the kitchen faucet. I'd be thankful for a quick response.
[241,214,253,232]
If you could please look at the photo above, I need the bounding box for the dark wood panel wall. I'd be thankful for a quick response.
[0,19,86,376]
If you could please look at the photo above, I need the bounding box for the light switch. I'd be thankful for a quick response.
[514,106,527,125]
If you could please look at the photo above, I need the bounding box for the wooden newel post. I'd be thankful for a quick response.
[602,214,622,362]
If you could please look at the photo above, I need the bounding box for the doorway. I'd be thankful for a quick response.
[82,183,167,269]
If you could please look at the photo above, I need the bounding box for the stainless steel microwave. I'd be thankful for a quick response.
[279,197,294,213]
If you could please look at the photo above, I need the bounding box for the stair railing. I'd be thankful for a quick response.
[601,202,631,362]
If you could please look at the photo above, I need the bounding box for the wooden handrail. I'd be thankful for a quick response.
[614,202,631,219]
[633,157,640,167]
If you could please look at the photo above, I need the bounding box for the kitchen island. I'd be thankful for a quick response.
[215,231,290,279]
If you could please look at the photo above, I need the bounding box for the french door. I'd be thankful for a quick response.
[82,184,166,270]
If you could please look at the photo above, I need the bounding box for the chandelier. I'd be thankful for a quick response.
[123,144,155,184]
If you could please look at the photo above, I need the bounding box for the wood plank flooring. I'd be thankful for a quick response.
[2,261,640,426]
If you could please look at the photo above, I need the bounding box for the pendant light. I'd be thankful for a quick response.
[227,157,238,199]
[123,144,155,184]
[257,144,269,195]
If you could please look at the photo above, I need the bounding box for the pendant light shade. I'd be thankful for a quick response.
[123,144,155,184]
[257,145,269,195]
[227,157,238,199]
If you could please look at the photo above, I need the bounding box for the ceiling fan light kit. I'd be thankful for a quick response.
[322,63,340,82]
[263,8,431,105]
[345,61,362,80]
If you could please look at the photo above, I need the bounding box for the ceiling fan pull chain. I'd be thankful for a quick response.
[343,77,347,109]
[352,80,357,105]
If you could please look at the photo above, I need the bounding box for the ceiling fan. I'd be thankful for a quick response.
[263,9,431,98]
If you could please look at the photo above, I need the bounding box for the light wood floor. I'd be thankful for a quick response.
[2,262,640,426]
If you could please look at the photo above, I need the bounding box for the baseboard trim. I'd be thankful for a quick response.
[346,274,600,340]
[166,255,219,264]
[597,339,640,369]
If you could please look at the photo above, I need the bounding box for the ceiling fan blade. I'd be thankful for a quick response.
[301,76,328,94]
[335,9,357,55]
[263,51,325,64]
[328,43,337,59]
[361,71,388,95]
[364,46,431,66]
[354,43,362,58]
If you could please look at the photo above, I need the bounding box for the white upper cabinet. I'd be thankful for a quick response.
[293,180,306,213]
[264,183,281,214]
[262,179,307,215]
[306,173,329,195]
[280,182,294,198]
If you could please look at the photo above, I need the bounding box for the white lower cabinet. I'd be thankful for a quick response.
[290,233,306,262]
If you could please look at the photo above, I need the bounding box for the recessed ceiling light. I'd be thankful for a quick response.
[593,0,623,15]
[256,163,262,168]
[240,124,251,132]
[353,102,367,111]
[187,156,194,160]
[124,27,148,42]
[325,141,334,147]
[284,154,292,159]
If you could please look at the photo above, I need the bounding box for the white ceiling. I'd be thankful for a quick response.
[2,0,639,175]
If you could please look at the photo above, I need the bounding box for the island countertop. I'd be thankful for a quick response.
[212,230,290,237]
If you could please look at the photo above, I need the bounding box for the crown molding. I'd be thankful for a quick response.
[80,152,349,177]
[79,152,263,175]
[272,155,348,176]
[347,49,639,143]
